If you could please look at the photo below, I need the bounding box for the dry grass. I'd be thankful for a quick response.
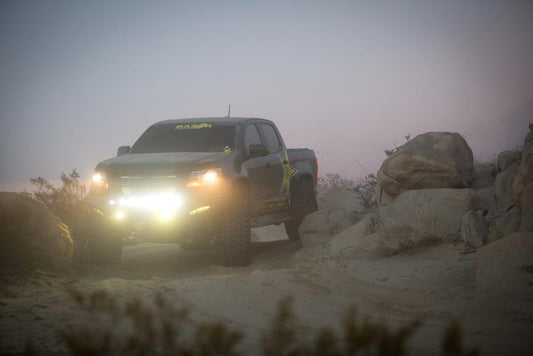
[48,290,477,356]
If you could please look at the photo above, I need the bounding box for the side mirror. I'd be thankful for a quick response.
[248,143,269,158]
[117,145,131,156]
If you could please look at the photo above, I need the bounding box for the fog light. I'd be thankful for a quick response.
[158,209,174,221]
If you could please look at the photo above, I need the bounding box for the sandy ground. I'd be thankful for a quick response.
[1,223,533,355]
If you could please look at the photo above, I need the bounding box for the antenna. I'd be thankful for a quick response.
[227,104,231,118]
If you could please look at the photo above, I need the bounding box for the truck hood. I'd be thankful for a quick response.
[95,152,232,177]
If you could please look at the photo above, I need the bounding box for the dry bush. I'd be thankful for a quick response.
[56,290,476,356]
[61,288,242,355]
[29,170,92,259]
[317,173,377,210]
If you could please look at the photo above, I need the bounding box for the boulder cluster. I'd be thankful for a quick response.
[376,125,533,249]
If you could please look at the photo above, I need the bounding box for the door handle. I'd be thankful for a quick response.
[265,162,272,168]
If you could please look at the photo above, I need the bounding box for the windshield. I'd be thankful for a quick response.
[131,122,236,153]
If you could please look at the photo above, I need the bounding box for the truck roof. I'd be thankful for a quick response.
[155,117,271,126]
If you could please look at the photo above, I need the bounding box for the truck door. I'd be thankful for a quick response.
[241,123,284,215]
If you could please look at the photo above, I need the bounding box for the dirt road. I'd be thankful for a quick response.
[1,225,532,355]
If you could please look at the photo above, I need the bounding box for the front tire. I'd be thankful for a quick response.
[285,178,314,241]
[222,186,251,266]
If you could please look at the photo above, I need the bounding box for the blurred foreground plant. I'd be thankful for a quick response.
[57,290,476,356]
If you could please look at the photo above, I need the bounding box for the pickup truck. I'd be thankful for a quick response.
[88,117,318,266]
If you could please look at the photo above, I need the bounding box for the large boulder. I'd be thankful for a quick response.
[494,161,520,211]
[0,192,73,271]
[475,232,533,313]
[512,123,533,210]
[377,132,474,201]
[379,188,476,242]
[497,150,521,172]
[490,207,522,239]
[299,189,363,247]
[519,182,533,231]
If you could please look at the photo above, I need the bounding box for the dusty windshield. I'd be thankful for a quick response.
[131,122,236,153]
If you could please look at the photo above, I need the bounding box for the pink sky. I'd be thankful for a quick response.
[1,0,532,192]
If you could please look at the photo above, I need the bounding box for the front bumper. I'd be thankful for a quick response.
[90,186,227,242]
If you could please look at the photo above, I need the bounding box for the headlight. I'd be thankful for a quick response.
[91,171,108,189]
[186,168,222,187]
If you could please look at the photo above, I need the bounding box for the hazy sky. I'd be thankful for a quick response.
[1,0,532,191]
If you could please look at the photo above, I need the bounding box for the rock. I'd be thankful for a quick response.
[497,150,521,172]
[375,184,395,206]
[470,162,497,190]
[474,186,497,212]
[328,213,381,255]
[0,192,73,271]
[379,188,476,242]
[512,123,533,209]
[485,207,522,240]
[300,188,363,247]
[519,182,533,231]
[377,132,474,199]
[495,161,519,211]
[475,232,533,313]
[496,207,522,236]
[460,210,488,248]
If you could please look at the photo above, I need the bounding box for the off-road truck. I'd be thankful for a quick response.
[88,117,318,266]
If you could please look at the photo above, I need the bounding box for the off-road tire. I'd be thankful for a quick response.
[285,178,314,241]
[86,212,123,264]
[222,188,251,266]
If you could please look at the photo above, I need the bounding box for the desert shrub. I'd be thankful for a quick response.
[317,173,377,210]
[351,173,377,209]
[56,290,476,356]
[383,134,412,157]
[29,169,92,257]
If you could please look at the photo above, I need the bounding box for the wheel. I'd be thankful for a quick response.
[285,178,314,241]
[222,186,251,266]
[86,211,123,264]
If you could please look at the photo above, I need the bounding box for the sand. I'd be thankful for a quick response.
[1,210,532,355]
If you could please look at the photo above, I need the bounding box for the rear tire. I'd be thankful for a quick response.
[222,187,251,266]
[285,178,314,241]
[86,211,123,264]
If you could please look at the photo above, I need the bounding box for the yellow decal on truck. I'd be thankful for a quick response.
[279,150,298,195]
[175,123,212,130]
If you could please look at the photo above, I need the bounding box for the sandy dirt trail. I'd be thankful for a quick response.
[1,225,532,355]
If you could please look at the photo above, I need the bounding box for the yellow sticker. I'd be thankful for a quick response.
[175,123,212,130]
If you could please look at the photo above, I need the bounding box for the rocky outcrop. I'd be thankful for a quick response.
[519,182,533,231]
[497,150,521,172]
[460,210,488,248]
[475,232,533,304]
[379,188,476,242]
[512,124,533,212]
[470,162,497,190]
[495,161,520,211]
[0,192,73,271]
[377,132,474,201]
